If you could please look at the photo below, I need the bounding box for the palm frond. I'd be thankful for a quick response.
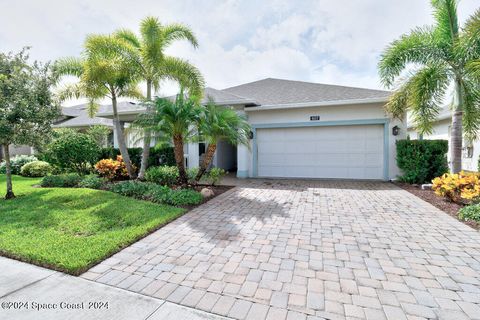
[461,79,480,141]
[431,0,459,44]
[114,29,141,48]
[407,63,450,134]
[87,99,100,118]
[460,9,480,61]
[378,27,443,87]
[120,84,144,100]
[162,23,199,48]
[160,56,205,99]
[56,82,85,101]
[54,57,84,77]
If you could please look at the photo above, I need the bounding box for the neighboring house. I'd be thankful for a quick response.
[96,78,405,181]
[407,108,480,172]
[53,103,114,147]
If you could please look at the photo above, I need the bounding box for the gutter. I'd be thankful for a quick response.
[244,97,390,112]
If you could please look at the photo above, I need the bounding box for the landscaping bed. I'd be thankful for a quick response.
[395,182,479,230]
[0,175,232,275]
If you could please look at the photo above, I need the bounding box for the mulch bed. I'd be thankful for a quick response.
[394,182,479,230]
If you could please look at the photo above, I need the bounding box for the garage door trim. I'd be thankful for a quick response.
[251,118,389,180]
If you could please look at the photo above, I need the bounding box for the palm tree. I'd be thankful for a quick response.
[55,34,143,178]
[195,102,250,182]
[378,0,480,173]
[135,91,202,185]
[114,16,204,180]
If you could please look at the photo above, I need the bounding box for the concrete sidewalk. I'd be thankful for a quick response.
[0,257,229,320]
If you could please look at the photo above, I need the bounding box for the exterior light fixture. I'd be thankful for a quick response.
[392,125,400,136]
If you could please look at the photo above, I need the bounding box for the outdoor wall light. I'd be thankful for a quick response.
[248,130,254,139]
[392,125,400,136]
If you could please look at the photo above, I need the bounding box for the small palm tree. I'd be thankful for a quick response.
[378,0,480,173]
[135,91,202,185]
[195,102,250,182]
[55,34,143,178]
[114,16,204,180]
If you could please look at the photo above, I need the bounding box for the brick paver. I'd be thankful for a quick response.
[83,180,480,319]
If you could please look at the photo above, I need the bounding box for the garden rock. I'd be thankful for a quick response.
[421,184,433,190]
[200,188,215,198]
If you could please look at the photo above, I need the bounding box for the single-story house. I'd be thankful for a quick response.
[97,78,405,181]
[407,108,479,172]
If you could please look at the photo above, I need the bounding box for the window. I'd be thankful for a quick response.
[463,145,474,158]
[199,143,206,156]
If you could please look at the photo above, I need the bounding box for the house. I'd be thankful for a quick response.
[97,78,405,181]
[407,108,479,172]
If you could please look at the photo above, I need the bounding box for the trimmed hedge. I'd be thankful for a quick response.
[20,161,53,177]
[99,147,175,168]
[396,139,449,184]
[0,155,37,175]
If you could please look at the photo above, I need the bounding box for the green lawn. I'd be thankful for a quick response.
[0,175,184,275]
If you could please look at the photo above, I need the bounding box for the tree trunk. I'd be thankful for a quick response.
[138,80,152,180]
[3,144,15,199]
[172,133,187,185]
[450,79,463,173]
[111,92,136,179]
[195,143,217,182]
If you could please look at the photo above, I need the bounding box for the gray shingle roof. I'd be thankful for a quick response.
[202,87,257,105]
[96,101,145,115]
[222,78,391,106]
[54,103,113,128]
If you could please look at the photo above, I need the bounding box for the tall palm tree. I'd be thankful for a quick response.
[55,34,143,178]
[135,91,202,185]
[114,16,204,180]
[378,0,480,173]
[194,102,250,182]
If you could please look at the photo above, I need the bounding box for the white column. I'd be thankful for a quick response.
[187,142,199,169]
[237,144,250,178]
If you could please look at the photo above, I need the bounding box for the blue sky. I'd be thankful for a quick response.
[0,0,478,99]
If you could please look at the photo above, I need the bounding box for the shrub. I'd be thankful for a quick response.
[168,189,203,206]
[95,155,133,180]
[458,204,480,222]
[20,161,52,177]
[44,129,100,174]
[107,180,203,206]
[432,171,480,204]
[206,168,226,185]
[145,166,179,186]
[396,139,448,184]
[78,175,106,189]
[0,155,37,175]
[41,174,82,188]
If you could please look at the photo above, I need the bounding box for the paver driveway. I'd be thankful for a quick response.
[83,180,480,320]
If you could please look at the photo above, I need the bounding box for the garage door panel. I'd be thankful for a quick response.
[257,125,384,180]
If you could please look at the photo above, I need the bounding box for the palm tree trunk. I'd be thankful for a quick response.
[173,133,187,184]
[450,79,463,173]
[195,143,216,182]
[138,80,152,180]
[3,144,15,199]
[111,92,136,179]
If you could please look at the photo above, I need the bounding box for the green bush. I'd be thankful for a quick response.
[44,129,100,175]
[78,175,106,189]
[396,139,449,184]
[458,204,480,222]
[107,180,203,206]
[168,189,203,206]
[145,166,179,186]
[41,174,82,188]
[0,155,37,175]
[99,146,175,168]
[20,161,52,177]
[206,168,226,185]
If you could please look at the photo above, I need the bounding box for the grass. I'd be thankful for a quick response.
[0,175,185,275]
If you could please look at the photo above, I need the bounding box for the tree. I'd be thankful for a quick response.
[195,102,250,182]
[378,0,480,173]
[135,92,201,185]
[114,16,204,180]
[0,49,60,199]
[55,34,143,179]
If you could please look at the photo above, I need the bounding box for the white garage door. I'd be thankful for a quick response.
[256,125,384,179]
